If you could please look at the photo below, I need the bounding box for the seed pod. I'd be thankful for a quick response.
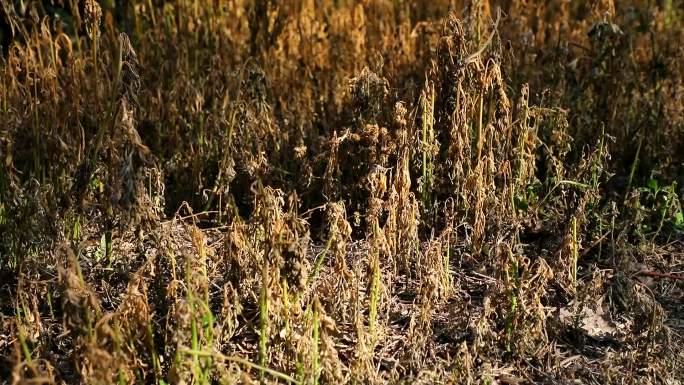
[84,0,102,40]
[118,33,141,107]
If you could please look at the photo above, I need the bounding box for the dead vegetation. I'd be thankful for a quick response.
[0,1,683,384]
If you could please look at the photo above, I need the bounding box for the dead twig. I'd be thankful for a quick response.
[633,270,684,281]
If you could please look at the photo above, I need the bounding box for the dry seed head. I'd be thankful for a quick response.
[348,68,389,124]
[118,33,141,107]
[84,0,102,40]
[327,202,352,243]
[326,201,352,275]
[394,102,408,128]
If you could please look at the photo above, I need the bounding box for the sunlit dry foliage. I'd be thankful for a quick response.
[1,1,683,384]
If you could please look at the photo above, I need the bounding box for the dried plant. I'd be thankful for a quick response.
[1,1,683,384]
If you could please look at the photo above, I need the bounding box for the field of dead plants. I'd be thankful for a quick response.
[1,0,683,384]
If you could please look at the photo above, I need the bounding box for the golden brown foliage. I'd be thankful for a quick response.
[1,1,683,384]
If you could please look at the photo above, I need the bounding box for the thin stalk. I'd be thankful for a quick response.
[16,321,33,366]
[181,349,300,384]
[572,217,578,292]
[505,249,519,352]
[443,233,451,290]
[146,321,162,382]
[308,237,333,286]
[147,0,157,28]
[312,301,320,385]
[625,133,644,202]
[369,230,381,340]
[2,71,7,114]
[476,91,484,160]
[652,184,675,242]
[92,36,98,102]
[33,79,40,179]
[259,260,269,383]
[185,256,204,382]
[537,180,591,208]
[421,86,435,208]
